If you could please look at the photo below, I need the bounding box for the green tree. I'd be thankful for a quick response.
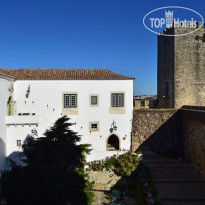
[1,116,94,205]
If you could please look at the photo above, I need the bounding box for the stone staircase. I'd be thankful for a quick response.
[144,155,205,205]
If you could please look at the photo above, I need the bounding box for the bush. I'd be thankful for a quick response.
[87,155,117,171]
[87,151,141,177]
[114,151,141,177]
[1,116,94,205]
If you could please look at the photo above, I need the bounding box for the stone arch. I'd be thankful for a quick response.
[106,134,120,151]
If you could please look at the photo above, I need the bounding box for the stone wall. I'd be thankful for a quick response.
[180,106,205,177]
[174,28,205,108]
[132,109,183,156]
[87,170,121,191]
[158,27,205,108]
[132,106,205,177]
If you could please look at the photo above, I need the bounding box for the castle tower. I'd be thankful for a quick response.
[157,23,205,108]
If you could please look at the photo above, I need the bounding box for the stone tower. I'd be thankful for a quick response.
[157,23,205,108]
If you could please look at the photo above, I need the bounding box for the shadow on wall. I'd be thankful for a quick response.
[4,136,30,169]
[5,151,25,170]
[0,139,6,173]
[133,110,184,157]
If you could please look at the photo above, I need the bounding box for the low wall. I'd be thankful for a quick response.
[132,106,205,177]
[87,170,121,191]
[132,109,183,156]
[180,106,205,177]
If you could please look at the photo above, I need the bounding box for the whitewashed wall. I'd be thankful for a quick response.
[6,80,133,162]
[0,76,13,171]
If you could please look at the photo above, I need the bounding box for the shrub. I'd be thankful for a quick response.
[114,151,141,177]
[87,151,141,177]
[1,116,94,205]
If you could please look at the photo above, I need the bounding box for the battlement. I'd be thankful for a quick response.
[159,21,205,36]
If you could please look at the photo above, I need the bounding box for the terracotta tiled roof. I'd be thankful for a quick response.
[0,69,135,80]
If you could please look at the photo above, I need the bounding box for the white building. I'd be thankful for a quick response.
[0,69,135,170]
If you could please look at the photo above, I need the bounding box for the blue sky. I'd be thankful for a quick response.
[0,0,204,95]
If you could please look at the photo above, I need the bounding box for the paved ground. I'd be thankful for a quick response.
[92,191,137,205]
[144,155,205,205]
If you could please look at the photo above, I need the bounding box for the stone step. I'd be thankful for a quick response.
[144,159,195,169]
[150,167,203,181]
[145,163,194,168]
[155,182,205,200]
[161,199,205,205]
[144,155,205,204]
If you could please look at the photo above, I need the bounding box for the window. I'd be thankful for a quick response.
[109,92,125,114]
[91,96,97,105]
[90,94,99,107]
[141,100,145,107]
[64,94,77,108]
[91,123,98,129]
[17,140,21,146]
[111,93,124,107]
[89,121,99,131]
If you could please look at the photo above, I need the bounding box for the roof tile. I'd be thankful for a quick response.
[0,69,135,80]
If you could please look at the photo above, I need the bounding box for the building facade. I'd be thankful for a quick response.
[0,69,135,170]
[158,23,205,108]
[133,95,157,109]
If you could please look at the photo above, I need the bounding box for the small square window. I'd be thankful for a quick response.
[89,121,99,131]
[17,140,21,146]
[91,123,98,129]
[90,95,99,107]
[91,96,97,105]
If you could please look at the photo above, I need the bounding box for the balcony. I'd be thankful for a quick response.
[5,114,39,127]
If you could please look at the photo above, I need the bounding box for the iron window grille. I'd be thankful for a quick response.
[111,93,124,107]
[64,94,77,108]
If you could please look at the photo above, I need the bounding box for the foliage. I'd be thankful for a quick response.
[136,177,147,205]
[1,116,94,205]
[195,34,205,42]
[104,155,117,170]
[195,35,201,41]
[203,34,205,42]
[87,151,141,177]
[114,151,141,177]
[144,166,157,195]
[87,155,117,171]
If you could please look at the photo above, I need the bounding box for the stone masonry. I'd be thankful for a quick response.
[158,25,205,108]
[132,106,205,178]
[87,170,121,191]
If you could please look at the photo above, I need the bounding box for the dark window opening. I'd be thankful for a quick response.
[17,140,21,146]
[91,124,98,129]
[141,100,145,107]
[107,135,119,151]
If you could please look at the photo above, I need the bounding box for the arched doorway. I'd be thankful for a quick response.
[106,134,120,151]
